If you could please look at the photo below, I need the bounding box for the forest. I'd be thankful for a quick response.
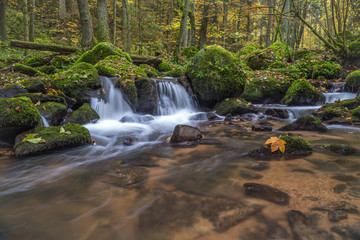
[1,0,360,240]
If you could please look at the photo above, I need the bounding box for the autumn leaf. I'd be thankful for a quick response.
[15,106,21,112]
[6,108,10,112]
[265,137,287,154]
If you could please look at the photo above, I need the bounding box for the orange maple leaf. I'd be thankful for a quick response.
[265,137,286,154]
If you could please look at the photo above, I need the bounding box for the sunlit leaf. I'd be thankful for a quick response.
[265,137,286,153]
[60,126,65,133]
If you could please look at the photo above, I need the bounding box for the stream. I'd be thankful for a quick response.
[0,77,359,240]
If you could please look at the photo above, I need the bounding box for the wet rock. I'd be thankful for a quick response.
[120,114,154,123]
[239,170,262,180]
[23,79,45,93]
[278,116,327,132]
[326,144,358,155]
[214,98,256,116]
[135,77,158,114]
[0,84,27,99]
[37,101,67,126]
[264,108,289,119]
[188,113,207,121]
[331,226,360,240]
[205,112,221,121]
[292,168,315,174]
[170,125,203,143]
[312,201,358,222]
[244,162,270,171]
[68,103,100,125]
[281,80,326,106]
[251,124,272,131]
[123,137,134,146]
[348,186,360,198]
[244,183,290,205]
[334,159,360,169]
[333,184,347,194]
[331,174,358,183]
[287,210,334,240]
[224,113,232,122]
[104,166,148,187]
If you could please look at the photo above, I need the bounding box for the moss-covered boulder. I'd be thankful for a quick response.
[248,135,313,157]
[75,42,132,65]
[246,49,274,70]
[139,64,160,77]
[349,41,360,59]
[134,77,157,114]
[267,41,292,59]
[116,79,138,107]
[52,62,100,99]
[51,55,72,69]
[278,116,327,132]
[214,98,255,116]
[68,103,99,125]
[36,102,67,126]
[237,44,262,58]
[37,65,56,75]
[162,66,185,78]
[13,124,91,158]
[24,57,46,67]
[14,63,41,77]
[311,61,342,79]
[345,70,360,92]
[323,144,358,155]
[281,80,325,105]
[0,84,28,98]
[158,62,172,72]
[23,79,45,93]
[186,45,247,108]
[350,106,360,118]
[16,93,67,106]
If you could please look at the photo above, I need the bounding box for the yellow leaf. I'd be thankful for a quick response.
[265,137,286,153]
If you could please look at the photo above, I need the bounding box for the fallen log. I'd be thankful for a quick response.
[130,54,163,67]
[10,41,79,54]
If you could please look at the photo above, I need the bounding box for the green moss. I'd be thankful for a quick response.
[24,57,46,67]
[350,106,360,117]
[36,102,67,126]
[116,79,138,106]
[0,97,41,128]
[13,123,91,158]
[313,96,360,121]
[185,45,247,107]
[327,144,357,155]
[268,61,287,69]
[22,79,45,93]
[95,65,118,77]
[281,79,325,105]
[238,44,262,57]
[246,49,273,70]
[139,64,160,77]
[214,98,255,116]
[345,70,360,92]
[52,62,100,99]
[349,41,360,58]
[267,41,292,59]
[162,67,185,77]
[134,77,157,114]
[158,62,172,72]
[75,42,132,65]
[311,61,342,79]
[51,55,71,68]
[181,46,199,59]
[37,65,56,75]
[279,116,327,132]
[14,63,41,77]
[68,103,99,125]
[16,93,67,105]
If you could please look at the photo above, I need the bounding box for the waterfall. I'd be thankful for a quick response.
[155,80,197,115]
[40,115,50,127]
[91,77,132,120]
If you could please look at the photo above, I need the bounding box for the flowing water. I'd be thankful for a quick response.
[0,79,360,240]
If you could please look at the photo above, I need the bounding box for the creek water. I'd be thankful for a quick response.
[0,78,359,240]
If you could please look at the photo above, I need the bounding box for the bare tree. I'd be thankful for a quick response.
[77,0,94,49]
[0,0,8,42]
[97,0,110,42]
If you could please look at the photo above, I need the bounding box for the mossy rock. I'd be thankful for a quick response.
[345,70,360,92]
[311,61,342,79]
[0,84,28,98]
[14,63,41,77]
[238,44,262,58]
[313,96,360,121]
[134,77,157,114]
[281,80,325,106]
[162,67,185,78]
[37,65,56,75]
[268,61,287,69]
[115,79,138,107]
[186,45,247,108]
[349,41,360,58]
[350,106,360,118]
[324,144,358,155]
[52,62,100,99]
[139,64,160,77]
[158,62,173,72]
[246,49,274,70]
[24,57,46,67]
[214,98,255,116]
[181,46,199,59]
[68,103,99,125]
[0,62,6,69]
[0,97,41,128]
[13,123,91,158]
[22,79,45,93]
[248,135,313,157]
[51,55,72,68]
[75,42,132,65]
[16,93,67,106]
[36,102,67,126]
[278,116,327,132]
[267,41,292,59]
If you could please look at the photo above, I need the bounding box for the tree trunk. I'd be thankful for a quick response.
[10,40,79,53]
[246,0,251,42]
[59,0,66,19]
[29,0,35,42]
[97,0,110,42]
[222,0,228,47]
[198,1,209,49]
[188,0,196,47]
[265,0,272,47]
[0,0,8,42]
[174,0,190,59]
[23,0,29,55]
[112,0,116,44]
[122,0,130,52]
[77,0,94,49]
[70,0,79,17]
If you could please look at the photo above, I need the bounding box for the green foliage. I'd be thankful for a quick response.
[267,41,292,59]
[14,63,42,77]
[24,57,46,67]
[158,62,173,72]
[162,66,185,77]
[345,70,360,92]
[68,103,100,125]
[281,79,325,105]
[186,45,247,107]
[238,44,263,57]
[181,47,199,59]
[37,65,56,75]
[51,55,72,69]
[348,41,360,58]
[268,61,287,69]
[311,61,342,79]
[214,98,255,115]
[139,64,160,77]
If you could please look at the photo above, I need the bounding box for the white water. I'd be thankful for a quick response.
[40,115,50,127]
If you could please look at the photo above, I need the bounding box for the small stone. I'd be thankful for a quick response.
[328,210,348,222]
[244,162,270,171]
[244,183,290,205]
[333,184,347,194]
[292,169,315,174]
[123,137,134,146]
[170,125,203,143]
[239,170,262,180]
[331,226,360,240]
[331,174,358,182]
[264,108,289,119]
[224,113,232,122]
[104,166,148,187]
[251,124,272,131]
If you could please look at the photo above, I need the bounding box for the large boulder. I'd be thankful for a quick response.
[52,62,101,100]
[185,45,247,108]
[170,125,203,143]
[134,77,157,114]
[0,97,42,145]
[278,116,327,132]
[68,103,100,125]
[214,98,256,116]
[281,80,325,106]
[0,84,28,98]
[13,63,41,77]
[13,124,91,157]
[345,70,360,92]
[75,42,132,65]
[36,102,67,126]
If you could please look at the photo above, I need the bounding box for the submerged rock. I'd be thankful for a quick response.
[333,184,347,194]
[264,108,289,119]
[170,125,203,143]
[244,162,270,171]
[325,144,358,155]
[244,182,290,205]
[331,226,360,240]
[104,166,148,187]
[312,201,358,222]
[251,124,272,131]
[239,170,262,179]
[213,98,255,116]
[287,210,334,240]
[331,174,358,183]
[68,103,100,125]
[13,124,91,158]
[278,116,327,132]
[120,114,154,123]
[281,80,325,106]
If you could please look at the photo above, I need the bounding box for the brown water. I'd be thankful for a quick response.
[0,120,360,240]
